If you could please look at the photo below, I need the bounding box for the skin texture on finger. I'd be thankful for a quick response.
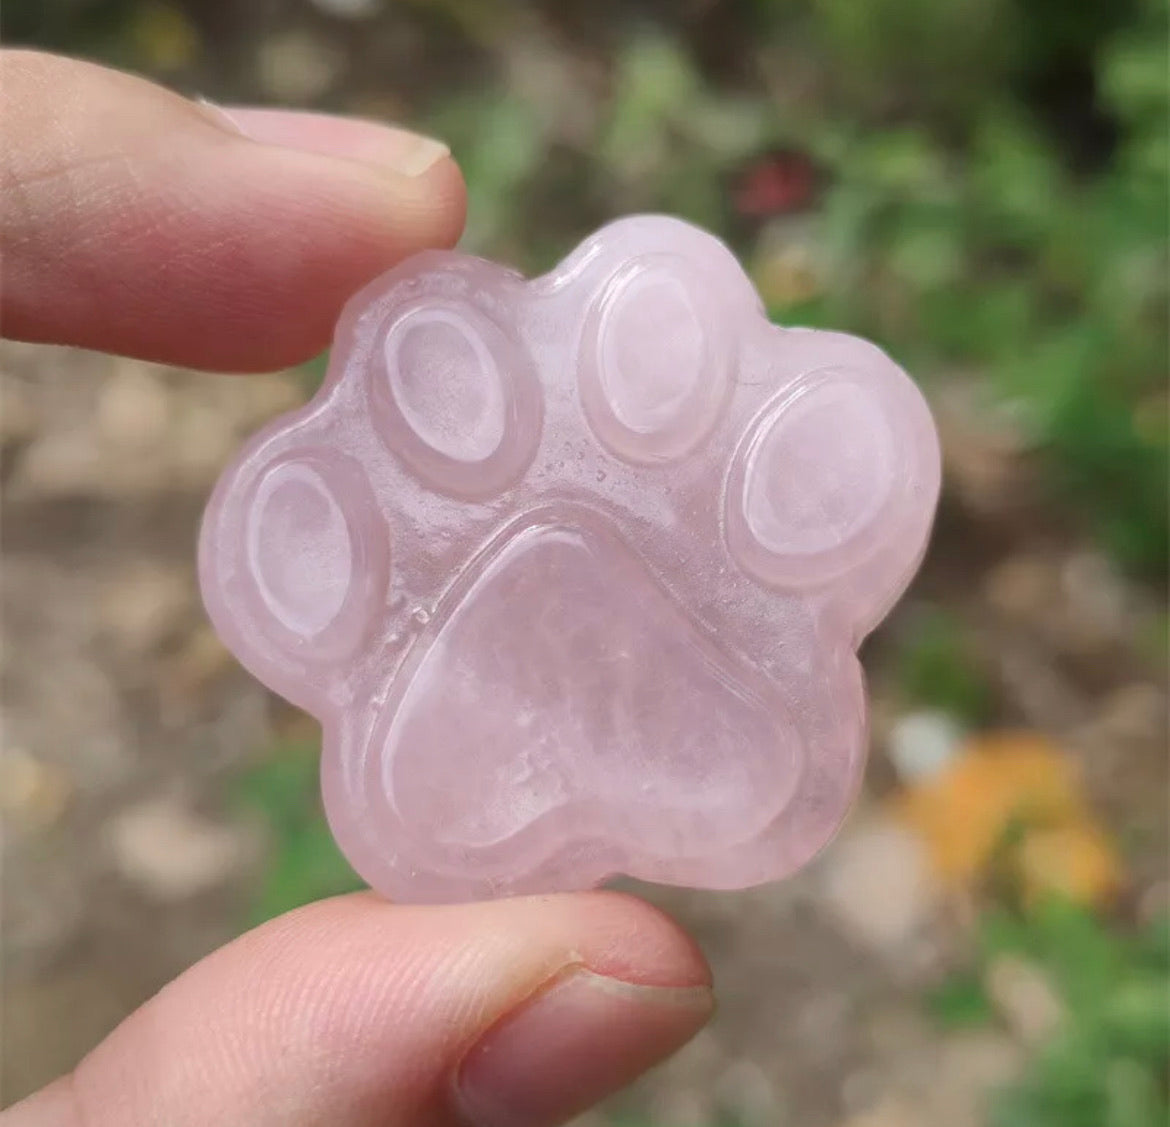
[2,891,712,1127]
[0,50,466,371]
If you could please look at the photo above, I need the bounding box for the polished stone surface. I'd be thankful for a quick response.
[199,216,941,902]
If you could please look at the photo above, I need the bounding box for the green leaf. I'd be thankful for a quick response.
[1103,1057,1168,1127]
[1026,898,1124,1016]
[232,739,322,832]
[1099,34,1170,127]
[846,129,950,197]
[971,111,1061,246]
[234,739,364,924]
[427,93,545,254]
[886,210,965,292]
[600,36,699,176]
[250,818,363,924]
[894,607,992,724]
[1102,977,1170,1058]
[296,350,330,398]
[928,974,996,1028]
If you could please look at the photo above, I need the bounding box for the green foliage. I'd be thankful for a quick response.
[932,899,1170,1127]
[428,92,547,254]
[929,972,998,1028]
[232,740,362,924]
[297,350,330,397]
[11,0,1165,580]
[428,33,770,259]
[808,0,1024,123]
[1,0,142,58]
[893,607,993,724]
[766,0,1170,577]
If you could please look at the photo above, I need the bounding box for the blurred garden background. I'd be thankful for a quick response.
[2,1,1167,1123]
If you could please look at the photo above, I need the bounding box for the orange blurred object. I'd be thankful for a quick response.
[894,730,1124,908]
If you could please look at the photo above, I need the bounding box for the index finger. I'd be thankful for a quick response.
[0,50,466,371]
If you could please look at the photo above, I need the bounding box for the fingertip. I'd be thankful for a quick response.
[209,104,468,254]
[420,151,469,249]
[549,889,713,989]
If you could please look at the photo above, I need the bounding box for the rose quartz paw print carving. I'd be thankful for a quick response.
[199,216,941,903]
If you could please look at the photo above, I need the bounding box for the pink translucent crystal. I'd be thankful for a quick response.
[198,216,941,904]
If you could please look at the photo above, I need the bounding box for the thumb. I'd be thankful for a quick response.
[3,891,712,1127]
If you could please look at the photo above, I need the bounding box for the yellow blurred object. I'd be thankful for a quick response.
[894,730,1124,908]
[131,2,200,72]
[752,243,824,307]
[1018,822,1124,907]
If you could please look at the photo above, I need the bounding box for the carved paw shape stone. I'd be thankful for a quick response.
[199,216,941,903]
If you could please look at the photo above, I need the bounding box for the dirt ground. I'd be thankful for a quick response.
[3,339,1166,1124]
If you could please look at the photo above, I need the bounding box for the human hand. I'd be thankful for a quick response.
[1,50,713,1127]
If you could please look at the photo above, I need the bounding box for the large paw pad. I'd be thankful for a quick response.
[199,216,941,903]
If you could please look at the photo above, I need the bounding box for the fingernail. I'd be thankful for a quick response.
[455,968,713,1127]
[199,100,450,178]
